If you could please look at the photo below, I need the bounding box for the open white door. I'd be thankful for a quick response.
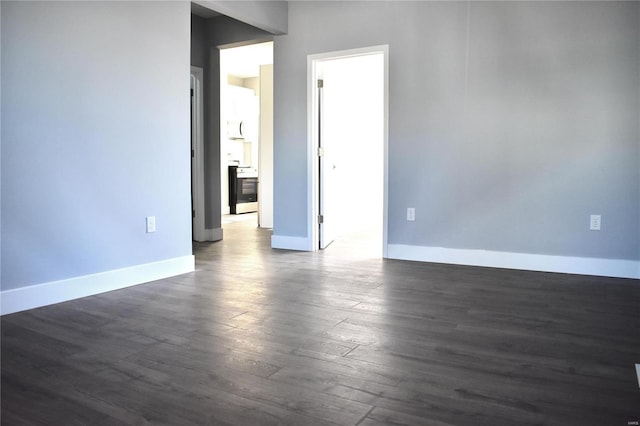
[318,75,339,249]
[309,45,388,254]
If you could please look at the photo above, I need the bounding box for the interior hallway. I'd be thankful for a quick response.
[1,218,639,425]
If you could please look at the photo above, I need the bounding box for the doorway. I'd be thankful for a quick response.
[190,66,206,241]
[309,46,388,256]
[219,42,274,233]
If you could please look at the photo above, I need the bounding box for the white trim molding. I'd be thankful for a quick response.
[1,255,195,315]
[271,235,311,251]
[387,244,640,279]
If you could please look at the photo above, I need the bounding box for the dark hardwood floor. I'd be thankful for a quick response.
[2,216,639,425]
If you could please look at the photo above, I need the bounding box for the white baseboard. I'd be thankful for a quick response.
[194,227,223,242]
[387,244,640,279]
[271,235,311,251]
[1,255,195,316]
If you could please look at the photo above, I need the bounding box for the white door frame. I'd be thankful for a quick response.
[307,45,389,256]
[191,66,206,241]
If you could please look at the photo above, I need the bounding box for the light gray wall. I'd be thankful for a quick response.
[273,1,640,261]
[191,14,206,69]
[1,1,192,290]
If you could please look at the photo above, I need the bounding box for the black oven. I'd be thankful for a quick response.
[229,166,258,214]
[237,176,258,203]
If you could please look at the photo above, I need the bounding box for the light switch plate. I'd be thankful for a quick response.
[146,216,156,233]
[407,208,415,222]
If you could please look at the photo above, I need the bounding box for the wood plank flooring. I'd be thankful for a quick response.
[2,217,639,425]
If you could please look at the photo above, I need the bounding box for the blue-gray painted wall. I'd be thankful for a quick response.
[1,2,192,290]
[273,1,640,261]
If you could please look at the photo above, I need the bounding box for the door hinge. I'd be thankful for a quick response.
[318,147,324,157]
[318,214,324,224]
[192,210,195,218]
[191,149,195,158]
[190,88,194,96]
[317,79,324,88]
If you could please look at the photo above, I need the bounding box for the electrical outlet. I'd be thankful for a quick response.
[146,216,156,233]
[589,214,601,231]
[407,208,415,222]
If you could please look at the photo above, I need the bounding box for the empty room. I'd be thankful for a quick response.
[1,1,639,425]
